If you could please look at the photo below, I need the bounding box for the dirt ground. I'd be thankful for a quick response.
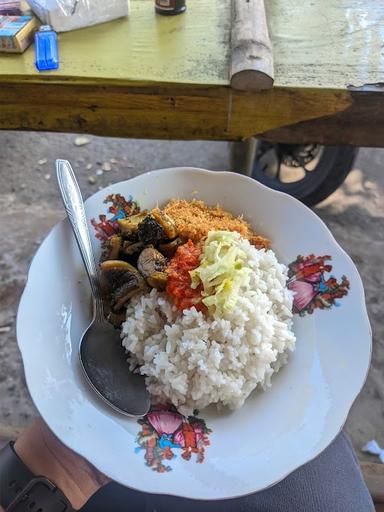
[0,132,383,461]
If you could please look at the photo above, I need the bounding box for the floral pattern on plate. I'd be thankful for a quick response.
[135,405,212,473]
[288,254,350,316]
[91,193,139,241]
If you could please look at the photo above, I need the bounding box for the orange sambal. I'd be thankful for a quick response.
[166,240,205,312]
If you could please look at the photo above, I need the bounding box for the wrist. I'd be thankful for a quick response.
[13,419,108,510]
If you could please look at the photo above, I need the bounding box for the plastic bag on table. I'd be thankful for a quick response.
[26,0,129,32]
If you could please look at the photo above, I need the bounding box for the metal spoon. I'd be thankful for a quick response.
[56,159,150,417]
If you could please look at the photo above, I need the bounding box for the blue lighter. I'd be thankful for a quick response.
[35,25,59,72]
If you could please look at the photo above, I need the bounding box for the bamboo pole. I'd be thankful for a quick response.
[230,0,274,91]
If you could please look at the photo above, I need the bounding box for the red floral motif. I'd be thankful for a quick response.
[288,254,350,316]
[135,405,212,473]
[91,193,140,241]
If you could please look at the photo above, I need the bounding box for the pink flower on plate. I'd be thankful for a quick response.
[147,411,183,436]
[289,280,317,312]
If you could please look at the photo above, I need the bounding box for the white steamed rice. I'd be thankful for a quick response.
[121,240,295,415]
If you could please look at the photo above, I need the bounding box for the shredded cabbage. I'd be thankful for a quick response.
[190,231,252,316]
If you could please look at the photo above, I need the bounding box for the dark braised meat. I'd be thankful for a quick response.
[117,213,147,238]
[99,204,182,326]
[100,260,146,311]
[151,208,178,240]
[121,240,145,257]
[101,235,122,261]
[158,237,183,257]
[137,247,168,290]
[137,216,165,245]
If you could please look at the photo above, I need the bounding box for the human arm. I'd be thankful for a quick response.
[1,418,109,511]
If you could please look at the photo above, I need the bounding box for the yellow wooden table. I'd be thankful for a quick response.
[1,0,384,146]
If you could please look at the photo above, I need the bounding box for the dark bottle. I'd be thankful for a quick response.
[155,0,186,15]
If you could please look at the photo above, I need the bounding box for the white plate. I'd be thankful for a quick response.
[17,168,371,500]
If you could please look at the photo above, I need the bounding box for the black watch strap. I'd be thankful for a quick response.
[0,442,74,512]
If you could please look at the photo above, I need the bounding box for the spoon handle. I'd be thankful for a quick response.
[56,159,104,321]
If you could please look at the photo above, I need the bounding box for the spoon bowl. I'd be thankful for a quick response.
[80,320,150,416]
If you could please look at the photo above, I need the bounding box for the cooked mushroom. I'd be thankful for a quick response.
[101,235,122,261]
[148,271,168,290]
[117,213,147,238]
[151,208,178,240]
[137,215,165,245]
[121,240,144,257]
[158,237,183,257]
[100,260,146,311]
[137,247,168,290]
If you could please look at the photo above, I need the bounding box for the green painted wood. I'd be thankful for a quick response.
[0,0,231,85]
[0,1,383,89]
[268,0,384,88]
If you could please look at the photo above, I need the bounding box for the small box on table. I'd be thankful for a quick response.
[0,15,38,52]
